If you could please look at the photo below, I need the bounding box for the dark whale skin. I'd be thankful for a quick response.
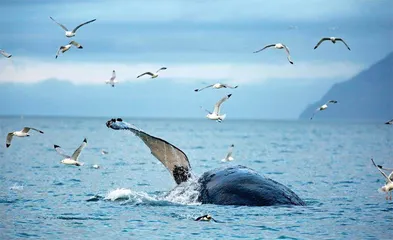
[197,165,305,206]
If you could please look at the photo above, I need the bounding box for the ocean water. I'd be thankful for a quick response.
[0,117,392,239]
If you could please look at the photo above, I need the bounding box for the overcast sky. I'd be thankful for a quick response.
[0,0,392,118]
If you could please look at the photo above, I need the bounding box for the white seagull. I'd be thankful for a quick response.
[6,127,44,148]
[55,41,83,59]
[54,138,87,166]
[314,37,351,50]
[105,70,117,87]
[254,43,294,64]
[0,49,12,58]
[201,94,232,122]
[50,17,96,38]
[194,83,238,92]
[310,100,338,120]
[137,67,167,79]
[371,158,393,200]
[221,144,235,162]
[384,119,393,125]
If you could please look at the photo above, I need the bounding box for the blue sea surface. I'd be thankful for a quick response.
[0,117,392,239]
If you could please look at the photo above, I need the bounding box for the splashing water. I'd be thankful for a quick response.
[104,178,201,206]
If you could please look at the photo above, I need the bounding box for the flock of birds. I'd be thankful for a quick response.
[2,17,393,204]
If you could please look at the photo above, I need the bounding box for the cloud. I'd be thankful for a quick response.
[0,57,364,85]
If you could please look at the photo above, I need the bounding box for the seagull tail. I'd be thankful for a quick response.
[219,114,226,121]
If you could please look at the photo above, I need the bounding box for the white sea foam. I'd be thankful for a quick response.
[164,178,201,205]
[9,183,24,191]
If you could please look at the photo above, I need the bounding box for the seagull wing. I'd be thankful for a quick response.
[194,84,214,92]
[22,127,44,134]
[314,38,330,49]
[55,47,64,59]
[282,44,294,64]
[195,215,208,221]
[110,70,116,80]
[213,94,232,115]
[253,44,275,53]
[71,138,87,160]
[326,100,338,105]
[156,67,167,73]
[54,145,71,158]
[336,38,351,50]
[0,50,12,58]
[385,119,393,124]
[49,17,69,31]
[6,133,13,148]
[69,41,82,48]
[225,144,234,159]
[71,19,96,33]
[222,84,238,89]
[137,72,154,78]
[371,158,392,182]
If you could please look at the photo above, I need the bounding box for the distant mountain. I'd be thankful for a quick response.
[299,52,393,121]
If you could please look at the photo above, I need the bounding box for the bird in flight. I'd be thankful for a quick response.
[55,41,83,59]
[254,43,294,64]
[6,127,44,148]
[137,67,167,79]
[314,37,351,50]
[310,100,338,120]
[50,17,96,38]
[194,83,238,92]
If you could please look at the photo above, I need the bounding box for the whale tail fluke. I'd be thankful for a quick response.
[106,118,192,184]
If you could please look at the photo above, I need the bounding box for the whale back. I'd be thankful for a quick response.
[198,165,305,206]
[106,119,191,184]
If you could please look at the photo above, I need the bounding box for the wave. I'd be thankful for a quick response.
[103,178,202,206]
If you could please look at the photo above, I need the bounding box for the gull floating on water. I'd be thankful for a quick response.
[0,49,12,58]
[55,41,83,59]
[201,94,232,122]
[254,43,294,64]
[314,37,351,50]
[92,164,100,169]
[194,83,238,92]
[6,127,44,148]
[54,138,87,166]
[221,144,235,162]
[384,119,393,125]
[310,100,338,120]
[50,17,96,38]
[371,158,393,200]
[105,70,117,87]
[137,67,167,78]
[101,149,109,155]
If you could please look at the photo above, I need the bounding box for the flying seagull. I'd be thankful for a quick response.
[254,43,294,64]
[6,127,44,148]
[314,37,351,50]
[50,17,96,38]
[54,138,87,166]
[137,67,167,79]
[221,144,235,162]
[384,119,393,125]
[105,70,117,87]
[201,94,232,122]
[55,41,83,59]
[195,214,218,222]
[0,49,12,58]
[310,100,338,120]
[371,158,393,200]
[194,83,238,92]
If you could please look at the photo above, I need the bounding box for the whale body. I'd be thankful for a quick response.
[106,118,305,206]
